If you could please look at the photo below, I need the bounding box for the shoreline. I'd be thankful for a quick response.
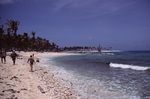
[0,51,83,99]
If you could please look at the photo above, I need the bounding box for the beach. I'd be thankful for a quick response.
[1,51,150,99]
[0,52,81,99]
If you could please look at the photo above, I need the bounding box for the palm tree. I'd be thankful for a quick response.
[0,19,60,52]
[21,33,30,51]
[5,20,20,50]
[31,31,36,39]
[5,28,12,50]
[15,34,22,51]
[51,42,57,51]
[45,40,51,51]
[31,31,36,51]
[0,24,4,49]
[36,37,42,51]
[5,19,20,36]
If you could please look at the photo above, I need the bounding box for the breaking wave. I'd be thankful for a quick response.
[109,63,150,71]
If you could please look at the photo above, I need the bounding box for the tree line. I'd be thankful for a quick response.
[0,19,112,52]
[0,19,59,52]
[62,46,97,51]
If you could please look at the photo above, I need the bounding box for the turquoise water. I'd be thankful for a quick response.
[41,51,150,99]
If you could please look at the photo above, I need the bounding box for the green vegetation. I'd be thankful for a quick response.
[0,19,59,51]
[0,18,112,52]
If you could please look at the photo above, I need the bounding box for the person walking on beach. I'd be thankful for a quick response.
[1,49,6,63]
[27,55,35,72]
[11,50,17,65]
[32,54,34,57]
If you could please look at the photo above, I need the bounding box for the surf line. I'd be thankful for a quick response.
[109,63,150,71]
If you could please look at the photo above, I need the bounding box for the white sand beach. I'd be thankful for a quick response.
[0,52,82,99]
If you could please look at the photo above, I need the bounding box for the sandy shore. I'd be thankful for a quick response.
[0,52,83,99]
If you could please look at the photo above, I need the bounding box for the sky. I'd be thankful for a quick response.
[0,0,150,50]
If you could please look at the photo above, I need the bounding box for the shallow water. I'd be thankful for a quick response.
[40,51,150,99]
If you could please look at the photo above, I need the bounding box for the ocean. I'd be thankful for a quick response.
[40,51,150,99]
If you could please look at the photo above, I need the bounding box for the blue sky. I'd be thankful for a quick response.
[0,0,150,50]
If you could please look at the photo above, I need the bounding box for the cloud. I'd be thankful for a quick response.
[53,0,73,11]
[53,0,97,11]
[0,0,19,5]
[53,0,140,17]
[88,37,92,40]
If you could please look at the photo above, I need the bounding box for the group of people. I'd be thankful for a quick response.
[0,49,17,65]
[0,49,37,72]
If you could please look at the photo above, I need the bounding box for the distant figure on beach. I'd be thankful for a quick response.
[1,49,6,63]
[27,55,35,72]
[11,50,17,65]
[36,58,39,62]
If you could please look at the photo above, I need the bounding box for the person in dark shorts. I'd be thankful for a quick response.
[27,55,35,72]
[11,50,17,65]
[1,49,6,63]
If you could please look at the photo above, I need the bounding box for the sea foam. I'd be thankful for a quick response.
[38,55,144,99]
[109,63,150,71]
